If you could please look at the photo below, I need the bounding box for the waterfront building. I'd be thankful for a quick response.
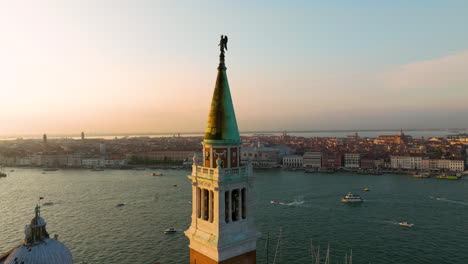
[81,157,104,168]
[16,156,32,166]
[360,158,374,169]
[282,155,303,168]
[42,154,68,167]
[303,152,321,168]
[31,154,43,166]
[344,153,360,168]
[390,156,423,170]
[448,160,464,172]
[0,206,73,264]
[67,154,82,167]
[421,158,430,170]
[104,158,128,167]
[429,159,465,172]
[241,147,279,168]
[322,152,343,168]
[131,150,196,161]
[185,36,260,263]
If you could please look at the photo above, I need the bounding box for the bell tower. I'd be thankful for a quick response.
[185,36,260,264]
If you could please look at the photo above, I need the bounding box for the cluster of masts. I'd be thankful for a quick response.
[264,229,354,264]
[311,241,353,264]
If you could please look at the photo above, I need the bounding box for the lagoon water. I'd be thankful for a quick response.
[1,168,468,264]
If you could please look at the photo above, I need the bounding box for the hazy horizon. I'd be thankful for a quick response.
[1,1,467,135]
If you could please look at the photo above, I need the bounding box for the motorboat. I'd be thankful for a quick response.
[0,172,6,178]
[341,193,363,203]
[43,168,58,171]
[116,203,126,207]
[152,172,163,176]
[363,187,370,191]
[399,222,414,227]
[270,200,279,204]
[173,184,178,187]
[164,228,177,234]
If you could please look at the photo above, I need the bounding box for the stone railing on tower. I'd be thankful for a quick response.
[192,164,252,182]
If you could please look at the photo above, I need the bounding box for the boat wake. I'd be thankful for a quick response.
[430,196,468,206]
[376,220,400,226]
[271,200,305,207]
[116,197,158,208]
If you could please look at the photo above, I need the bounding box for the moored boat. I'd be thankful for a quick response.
[412,172,430,178]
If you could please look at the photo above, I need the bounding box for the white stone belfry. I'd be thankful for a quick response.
[185,153,259,262]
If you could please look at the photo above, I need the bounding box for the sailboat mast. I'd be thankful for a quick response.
[315,245,320,264]
[324,244,330,264]
[265,232,269,264]
[272,228,282,264]
[310,240,314,264]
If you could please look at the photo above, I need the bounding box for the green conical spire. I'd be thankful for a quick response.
[204,39,241,145]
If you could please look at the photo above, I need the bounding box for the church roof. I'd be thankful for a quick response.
[4,239,73,264]
[203,46,241,145]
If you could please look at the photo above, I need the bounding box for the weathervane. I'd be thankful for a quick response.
[219,35,228,55]
[218,35,228,66]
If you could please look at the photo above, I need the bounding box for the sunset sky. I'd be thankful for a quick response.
[0,1,467,136]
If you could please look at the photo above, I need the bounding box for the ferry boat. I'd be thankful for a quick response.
[399,222,414,227]
[341,193,363,203]
[436,174,460,180]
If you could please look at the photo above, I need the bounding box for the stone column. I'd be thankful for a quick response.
[209,190,213,222]
[201,188,206,220]
[228,190,232,222]
[238,188,242,220]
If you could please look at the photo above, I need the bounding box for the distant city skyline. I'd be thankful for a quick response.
[1,1,467,135]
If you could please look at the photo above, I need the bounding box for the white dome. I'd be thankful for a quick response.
[5,239,73,264]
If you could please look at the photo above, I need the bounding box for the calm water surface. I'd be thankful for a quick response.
[1,168,467,263]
